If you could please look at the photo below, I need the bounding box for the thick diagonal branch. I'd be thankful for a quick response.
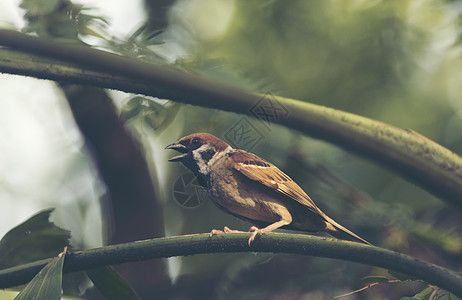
[0,29,461,209]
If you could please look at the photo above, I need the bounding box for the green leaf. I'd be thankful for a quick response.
[87,266,139,300]
[120,97,181,132]
[361,276,389,284]
[14,247,67,300]
[388,270,420,282]
[143,101,168,131]
[412,286,434,299]
[120,97,144,122]
[150,101,181,132]
[0,209,70,270]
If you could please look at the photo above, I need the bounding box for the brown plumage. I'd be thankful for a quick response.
[166,133,370,245]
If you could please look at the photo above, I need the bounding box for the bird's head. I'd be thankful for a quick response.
[165,133,231,175]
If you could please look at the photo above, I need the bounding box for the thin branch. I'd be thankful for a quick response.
[334,282,380,298]
[0,233,461,296]
[0,29,462,209]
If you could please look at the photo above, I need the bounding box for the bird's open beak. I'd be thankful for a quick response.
[165,142,189,162]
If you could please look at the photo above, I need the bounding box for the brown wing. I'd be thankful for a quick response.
[230,150,371,245]
[230,150,325,217]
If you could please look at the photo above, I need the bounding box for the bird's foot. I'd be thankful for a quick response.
[209,226,245,237]
[248,226,263,246]
[248,220,291,246]
[209,229,223,237]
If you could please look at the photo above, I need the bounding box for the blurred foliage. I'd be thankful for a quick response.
[0,209,69,270]
[20,0,108,39]
[20,0,167,63]
[120,96,181,132]
[162,0,462,299]
[4,0,462,298]
[86,266,140,300]
[104,25,168,63]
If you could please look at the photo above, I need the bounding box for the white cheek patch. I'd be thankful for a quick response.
[192,144,215,175]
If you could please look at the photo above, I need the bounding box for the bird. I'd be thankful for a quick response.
[166,133,370,246]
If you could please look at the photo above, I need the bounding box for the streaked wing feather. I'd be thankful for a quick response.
[230,151,370,244]
[231,151,323,216]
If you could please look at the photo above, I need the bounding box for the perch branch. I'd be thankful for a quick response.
[0,233,461,296]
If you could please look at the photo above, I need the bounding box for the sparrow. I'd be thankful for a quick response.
[166,133,370,246]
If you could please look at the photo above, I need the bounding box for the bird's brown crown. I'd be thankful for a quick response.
[178,133,230,152]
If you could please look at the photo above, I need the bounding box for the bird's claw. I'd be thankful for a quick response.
[248,226,262,246]
[223,226,235,233]
[209,226,243,237]
[210,226,263,246]
[209,229,224,237]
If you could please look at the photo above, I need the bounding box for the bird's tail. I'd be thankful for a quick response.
[323,215,371,245]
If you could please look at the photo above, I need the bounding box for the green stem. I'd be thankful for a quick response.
[0,233,461,296]
[0,29,461,208]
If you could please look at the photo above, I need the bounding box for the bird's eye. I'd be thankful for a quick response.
[191,138,200,145]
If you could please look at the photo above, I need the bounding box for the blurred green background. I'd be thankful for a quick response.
[1,0,462,299]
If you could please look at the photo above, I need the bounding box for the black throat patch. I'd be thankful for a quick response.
[200,148,216,163]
